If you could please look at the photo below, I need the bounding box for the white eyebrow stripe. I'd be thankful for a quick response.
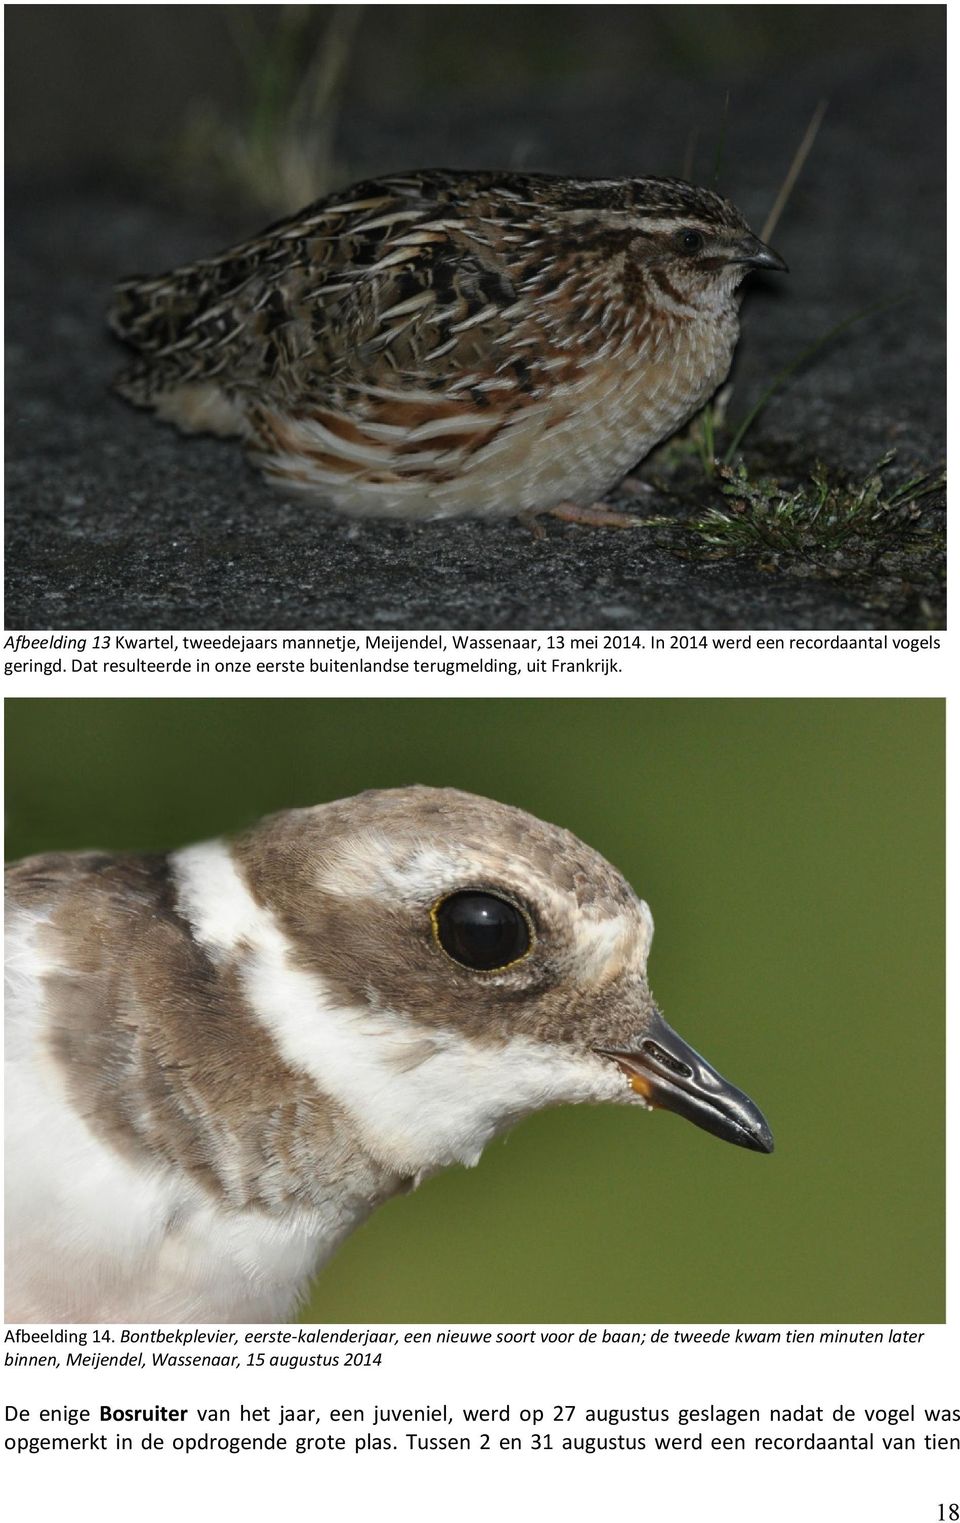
[571,900,653,983]
[631,218,712,236]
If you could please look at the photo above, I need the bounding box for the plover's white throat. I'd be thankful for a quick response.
[5,786,772,1324]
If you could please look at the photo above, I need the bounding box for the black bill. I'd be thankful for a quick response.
[595,1008,774,1154]
[730,233,788,273]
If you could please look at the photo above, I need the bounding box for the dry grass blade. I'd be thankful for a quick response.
[711,90,731,185]
[762,98,828,244]
[293,6,364,135]
[681,125,699,182]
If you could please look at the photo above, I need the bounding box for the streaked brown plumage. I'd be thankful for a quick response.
[109,169,786,522]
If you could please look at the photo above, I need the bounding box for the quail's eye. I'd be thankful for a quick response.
[433,891,532,972]
[675,228,705,254]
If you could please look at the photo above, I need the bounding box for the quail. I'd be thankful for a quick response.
[109,170,787,525]
[5,786,772,1323]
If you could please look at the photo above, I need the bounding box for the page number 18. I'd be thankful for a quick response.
[937,1507,959,1520]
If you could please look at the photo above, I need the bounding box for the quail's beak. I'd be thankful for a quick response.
[730,233,789,274]
[595,1008,774,1154]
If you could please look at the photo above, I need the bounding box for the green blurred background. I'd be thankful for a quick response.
[5,698,944,1322]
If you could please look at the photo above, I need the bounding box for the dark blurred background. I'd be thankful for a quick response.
[4,5,946,630]
[5,6,945,201]
[5,698,945,1322]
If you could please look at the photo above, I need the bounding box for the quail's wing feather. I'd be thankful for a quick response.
[109,172,540,410]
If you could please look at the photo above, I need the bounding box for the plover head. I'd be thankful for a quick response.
[6,784,771,1323]
[226,785,774,1169]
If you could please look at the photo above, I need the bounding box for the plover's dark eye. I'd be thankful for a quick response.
[675,228,704,254]
[432,891,532,972]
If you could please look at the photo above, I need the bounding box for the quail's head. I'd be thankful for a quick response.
[545,175,788,315]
